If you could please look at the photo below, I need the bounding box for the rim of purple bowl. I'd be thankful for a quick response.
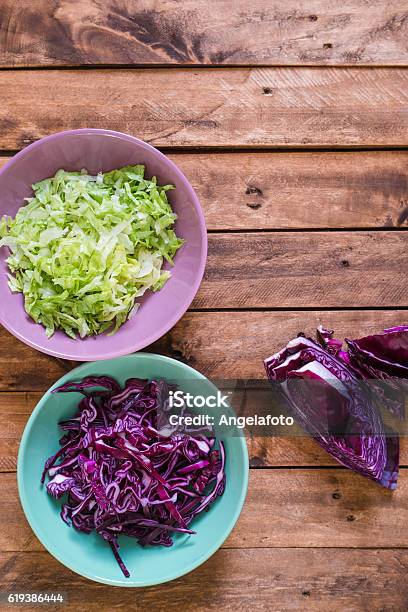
[0,129,207,360]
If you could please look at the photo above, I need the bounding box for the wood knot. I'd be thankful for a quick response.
[169,348,189,364]
[397,203,408,226]
[245,185,263,196]
[332,490,342,499]
[346,514,356,522]
[20,133,37,147]
[250,456,264,467]
[383,214,394,227]
[309,15,318,21]
[341,259,350,267]
[302,591,311,598]
[246,185,263,209]
[323,43,333,49]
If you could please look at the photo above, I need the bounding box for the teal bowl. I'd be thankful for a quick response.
[17,354,249,587]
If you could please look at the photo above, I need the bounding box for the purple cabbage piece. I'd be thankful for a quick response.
[51,375,121,395]
[264,333,400,490]
[42,376,226,578]
[46,474,76,499]
[346,326,408,378]
[318,326,408,419]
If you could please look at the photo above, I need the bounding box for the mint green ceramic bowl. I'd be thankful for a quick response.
[17,354,248,587]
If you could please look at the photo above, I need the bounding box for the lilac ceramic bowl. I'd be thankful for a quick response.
[0,129,207,361]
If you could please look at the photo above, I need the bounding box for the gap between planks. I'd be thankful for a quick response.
[2,64,408,71]
[2,548,408,611]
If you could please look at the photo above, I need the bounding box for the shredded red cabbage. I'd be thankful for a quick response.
[42,376,226,578]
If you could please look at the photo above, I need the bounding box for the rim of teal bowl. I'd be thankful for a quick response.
[17,353,249,587]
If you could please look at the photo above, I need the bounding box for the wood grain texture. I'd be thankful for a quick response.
[2,151,408,230]
[171,151,408,230]
[0,391,334,470]
[0,310,406,470]
[1,68,408,149]
[1,4,406,605]
[1,549,408,610]
[2,469,408,552]
[1,1,408,67]
[194,231,408,309]
[161,310,408,378]
[3,389,408,470]
[0,311,405,391]
[10,229,392,318]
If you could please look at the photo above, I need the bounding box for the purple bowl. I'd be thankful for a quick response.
[0,129,207,361]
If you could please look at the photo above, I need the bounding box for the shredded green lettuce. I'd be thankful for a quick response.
[0,166,184,338]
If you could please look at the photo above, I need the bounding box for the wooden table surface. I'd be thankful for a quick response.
[0,2,407,610]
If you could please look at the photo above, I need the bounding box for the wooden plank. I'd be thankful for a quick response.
[0,390,338,469]
[3,469,408,552]
[153,310,408,378]
[1,549,407,610]
[1,1,408,67]
[0,397,405,469]
[172,151,408,230]
[3,390,408,471]
[6,232,393,314]
[0,310,404,390]
[0,392,408,472]
[194,232,408,309]
[1,68,408,149]
[2,151,408,230]
[0,393,37,472]
[2,395,408,472]
[0,311,406,470]
[0,391,356,470]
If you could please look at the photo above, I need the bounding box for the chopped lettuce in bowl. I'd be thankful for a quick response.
[0,165,184,339]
